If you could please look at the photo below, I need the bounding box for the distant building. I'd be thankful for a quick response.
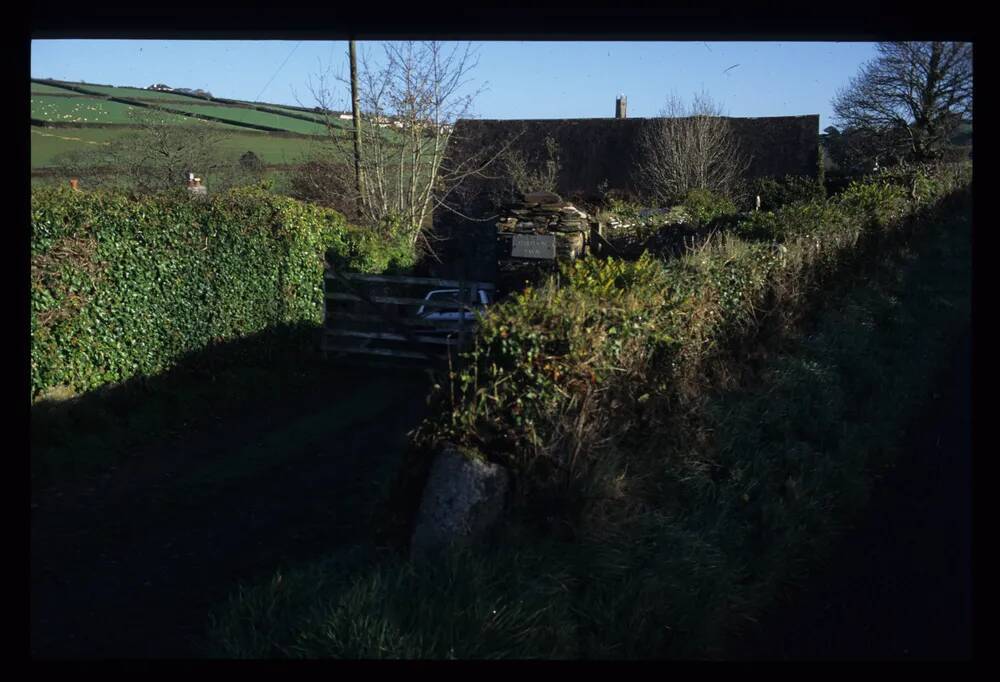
[444,104,820,205]
[174,87,213,98]
[435,100,821,283]
[148,83,173,91]
[186,172,207,197]
[615,94,627,119]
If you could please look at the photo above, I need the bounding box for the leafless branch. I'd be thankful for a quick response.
[305,41,500,248]
[832,42,972,162]
[634,91,751,205]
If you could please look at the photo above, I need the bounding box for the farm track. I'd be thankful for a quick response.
[728,326,972,660]
[30,368,431,659]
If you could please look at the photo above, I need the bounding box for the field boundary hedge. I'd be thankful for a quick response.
[401,162,972,537]
[207,164,972,660]
[30,186,414,400]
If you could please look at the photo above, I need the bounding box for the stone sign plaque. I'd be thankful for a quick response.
[511,233,557,260]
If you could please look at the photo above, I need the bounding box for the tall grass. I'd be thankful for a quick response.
[209,162,971,658]
[406,163,970,539]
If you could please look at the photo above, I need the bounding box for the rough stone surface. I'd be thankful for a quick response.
[495,196,594,293]
[410,448,510,559]
[441,115,819,216]
[523,190,563,204]
[433,114,817,284]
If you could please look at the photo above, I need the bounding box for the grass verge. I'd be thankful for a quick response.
[206,184,971,659]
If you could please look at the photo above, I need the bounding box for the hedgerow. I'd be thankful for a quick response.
[30,186,415,400]
[681,188,737,225]
[211,162,971,660]
[408,162,971,534]
[749,174,826,212]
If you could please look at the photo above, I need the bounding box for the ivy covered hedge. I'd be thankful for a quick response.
[31,186,414,400]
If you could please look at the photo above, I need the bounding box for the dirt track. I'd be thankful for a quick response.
[30,368,431,659]
[31,325,973,660]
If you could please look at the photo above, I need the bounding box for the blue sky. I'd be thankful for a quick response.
[31,40,877,129]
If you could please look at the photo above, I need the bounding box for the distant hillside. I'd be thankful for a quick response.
[30,77,370,191]
[31,78,349,135]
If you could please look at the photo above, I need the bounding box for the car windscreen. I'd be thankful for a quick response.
[424,291,464,314]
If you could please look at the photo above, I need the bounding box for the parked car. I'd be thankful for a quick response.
[416,288,491,322]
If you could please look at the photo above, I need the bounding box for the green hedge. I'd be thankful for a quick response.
[209,162,971,659]
[408,162,972,526]
[749,174,826,212]
[31,186,414,400]
[681,188,737,226]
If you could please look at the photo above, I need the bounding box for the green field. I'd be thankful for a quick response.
[40,80,336,134]
[30,79,363,174]
[162,103,331,134]
[31,82,91,96]
[208,131,334,164]
[31,124,340,168]
[51,81,213,103]
[256,103,347,124]
[31,95,203,125]
[267,104,324,117]
[31,126,120,165]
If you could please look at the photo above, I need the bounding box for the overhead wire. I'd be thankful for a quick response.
[254,41,302,103]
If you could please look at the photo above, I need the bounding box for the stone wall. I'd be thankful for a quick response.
[434,113,819,283]
[495,192,592,295]
[444,115,818,208]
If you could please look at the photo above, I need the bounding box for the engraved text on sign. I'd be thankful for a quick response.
[511,233,557,260]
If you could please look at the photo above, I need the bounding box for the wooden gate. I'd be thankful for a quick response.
[322,267,495,365]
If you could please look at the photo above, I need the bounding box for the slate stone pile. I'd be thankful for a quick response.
[496,191,592,260]
[605,214,635,232]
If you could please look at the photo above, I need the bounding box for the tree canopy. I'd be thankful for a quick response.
[832,42,972,163]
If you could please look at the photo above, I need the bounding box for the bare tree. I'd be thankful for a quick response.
[306,41,512,253]
[634,92,751,205]
[832,42,972,163]
[490,133,561,206]
[53,108,248,194]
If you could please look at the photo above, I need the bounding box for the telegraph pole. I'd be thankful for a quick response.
[350,40,364,215]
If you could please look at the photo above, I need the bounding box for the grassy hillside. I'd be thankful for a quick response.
[31,95,212,126]
[30,78,348,173]
[31,82,92,96]
[30,125,334,169]
[31,127,118,166]
[50,81,212,103]
[161,103,331,135]
[32,79,340,134]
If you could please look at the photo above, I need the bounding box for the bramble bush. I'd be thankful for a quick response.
[409,162,971,532]
[31,186,415,400]
[749,174,826,212]
[681,188,737,226]
[604,196,644,223]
